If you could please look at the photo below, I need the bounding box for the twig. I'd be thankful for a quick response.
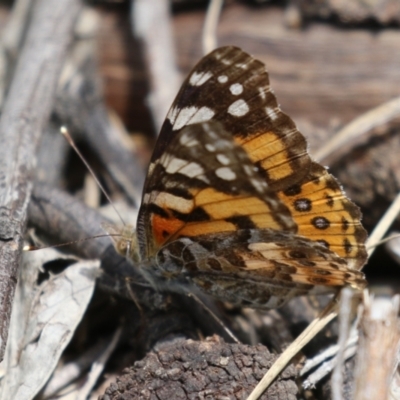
[76,327,123,400]
[301,335,358,377]
[56,21,145,206]
[246,299,338,400]
[0,0,82,362]
[367,192,400,258]
[314,96,400,164]
[202,0,224,55]
[303,344,358,389]
[42,338,110,397]
[385,231,400,265]
[0,0,32,107]
[331,288,354,400]
[131,0,180,131]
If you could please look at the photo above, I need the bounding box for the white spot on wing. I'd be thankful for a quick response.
[179,162,205,178]
[218,75,228,83]
[243,165,253,176]
[205,143,216,152]
[153,191,193,213]
[179,131,199,147]
[164,157,187,174]
[229,83,243,95]
[228,99,249,117]
[250,178,267,193]
[172,106,215,131]
[147,162,156,176]
[143,193,151,203]
[189,71,213,86]
[236,63,247,69]
[216,167,236,181]
[167,106,179,124]
[203,121,218,140]
[190,107,215,125]
[265,107,278,120]
[216,153,230,165]
[258,87,266,100]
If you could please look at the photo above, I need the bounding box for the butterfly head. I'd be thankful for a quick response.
[101,222,141,263]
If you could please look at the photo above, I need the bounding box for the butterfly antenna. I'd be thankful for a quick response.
[60,126,126,227]
[186,291,240,344]
[23,233,123,251]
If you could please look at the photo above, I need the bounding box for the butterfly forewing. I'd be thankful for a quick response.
[137,121,296,258]
[151,46,311,192]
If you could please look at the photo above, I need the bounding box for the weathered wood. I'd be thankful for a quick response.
[173,4,400,143]
[0,0,82,362]
[353,295,400,400]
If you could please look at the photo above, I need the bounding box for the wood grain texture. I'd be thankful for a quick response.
[172,4,400,150]
[0,0,82,362]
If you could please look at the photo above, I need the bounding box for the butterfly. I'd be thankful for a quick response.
[106,46,367,308]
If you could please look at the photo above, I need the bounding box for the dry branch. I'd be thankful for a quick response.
[0,0,82,362]
[132,0,180,131]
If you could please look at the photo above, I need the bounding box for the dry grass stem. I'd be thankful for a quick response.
[202,0,224,55]
[132,0,180,131]
[315,96,400,165]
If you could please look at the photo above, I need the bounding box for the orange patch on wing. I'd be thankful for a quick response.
[194,187,240,206]
[235,131,293,181]
[202,196,273,219]
[194,188,283,230]
[249,214,286,230]
[177,220,236,238]
[152,213,185,247]
[277,172,364,260]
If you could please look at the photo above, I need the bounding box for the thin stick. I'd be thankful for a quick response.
[187,291,240,344]
[314,96,400,164]
[331,288,353,400]
[23,233,122,252]
[366,191,400,258]
[76,326,123,400]
[202,0,224,55]
[132,0,180,131]
[366,232,400,251]
[301,334,358,376]
[246,299,338,400]
[60,126,126,227]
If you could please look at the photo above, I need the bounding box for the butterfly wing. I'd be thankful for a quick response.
[155,229,366,308]
[152,46,311,192]
[278,163,367,270]
[133,46,367,303]
[137,121,296,258]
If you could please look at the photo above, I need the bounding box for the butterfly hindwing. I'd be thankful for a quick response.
[155,229,366,308]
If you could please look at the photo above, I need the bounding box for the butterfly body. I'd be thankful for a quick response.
[108,46,367,308]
